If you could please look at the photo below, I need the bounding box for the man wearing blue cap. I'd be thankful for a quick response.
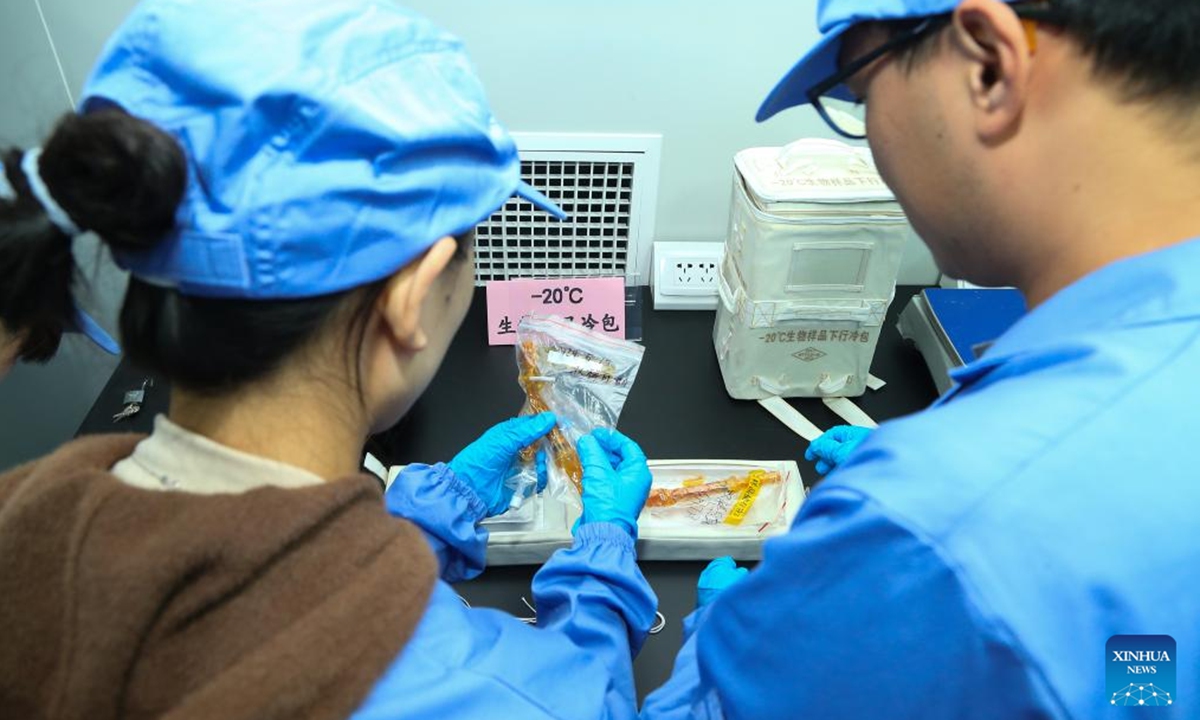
[0,1,657,718]
[643,0,1200,717]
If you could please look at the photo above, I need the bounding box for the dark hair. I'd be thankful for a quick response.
[119,280,380,393]
[3,107,472,392]
[887,15,952,69]
[121,230,471,395]
[0,108,375,387]
[888,1,1200,105]
[1054,0,1200,103]
[0,109,186,361]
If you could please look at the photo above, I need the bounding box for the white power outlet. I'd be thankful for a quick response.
[653,241,724,310]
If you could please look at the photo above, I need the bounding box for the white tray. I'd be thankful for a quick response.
[388,460,806,565]
[488,459,805,564]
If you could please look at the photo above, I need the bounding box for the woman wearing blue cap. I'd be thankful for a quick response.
[0,1,655,718]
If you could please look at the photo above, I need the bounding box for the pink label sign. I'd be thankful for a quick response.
[486,277,626,345]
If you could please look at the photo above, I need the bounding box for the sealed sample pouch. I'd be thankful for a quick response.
[643,467,785,527]
[715,139,914,399]
[513,315,645,509]
[635,459,805,561]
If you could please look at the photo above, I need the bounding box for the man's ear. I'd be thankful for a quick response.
[951,0,1034,142]
[377,236,459,352]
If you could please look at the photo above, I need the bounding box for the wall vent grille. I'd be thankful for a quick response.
[474,133,661,285]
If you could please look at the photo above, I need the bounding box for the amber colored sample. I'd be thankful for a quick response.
[517,340,584,494]
[645,470,783,508]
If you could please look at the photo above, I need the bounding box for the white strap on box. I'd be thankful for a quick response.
[757,395,824,441]
[866,374,887,391]
[363,452,388,481]
[719,270,888,329]
[816,373,851,395]
[755,373,853,398]
[822,397,879,428]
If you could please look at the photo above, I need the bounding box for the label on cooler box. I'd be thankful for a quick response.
[485,277,625,345]
[760,329,873,347]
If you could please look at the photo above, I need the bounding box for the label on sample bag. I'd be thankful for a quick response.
[723,471,766,526]
[486,277,626,345]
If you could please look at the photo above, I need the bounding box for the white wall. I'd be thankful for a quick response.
[0,0,939,469]
[402,0,937,284]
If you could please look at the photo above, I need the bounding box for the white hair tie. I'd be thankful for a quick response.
[21,148,82,236]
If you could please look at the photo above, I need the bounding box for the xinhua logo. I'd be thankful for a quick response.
[1107,635,1175,707]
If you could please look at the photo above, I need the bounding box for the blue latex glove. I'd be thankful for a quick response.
[804,424,873,475]
[697,556,750,608]
[575,427,652,539]
[448,413,557,516]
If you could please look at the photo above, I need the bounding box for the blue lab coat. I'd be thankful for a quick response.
[642,239,1200,718]
[353,463,657,719]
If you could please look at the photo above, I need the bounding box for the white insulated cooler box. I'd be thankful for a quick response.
[715,139,914,399]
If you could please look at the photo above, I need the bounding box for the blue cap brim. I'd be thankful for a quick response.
[73,307,120,355]
[757,22,856,123]
[516,181,569,221]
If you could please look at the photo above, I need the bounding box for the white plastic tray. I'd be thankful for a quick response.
[388,460,806,565]
[635,459,805,561]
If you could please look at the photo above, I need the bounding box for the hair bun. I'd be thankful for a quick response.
[39,108,186,251]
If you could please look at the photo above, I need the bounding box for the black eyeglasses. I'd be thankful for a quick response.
[807,16,948,140]
[807,3,1067,140]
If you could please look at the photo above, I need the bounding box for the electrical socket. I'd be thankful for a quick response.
[652,241,724,310]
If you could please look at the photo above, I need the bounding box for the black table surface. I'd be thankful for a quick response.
[79,285,939,702]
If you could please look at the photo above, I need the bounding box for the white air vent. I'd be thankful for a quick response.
[475,133,661,286]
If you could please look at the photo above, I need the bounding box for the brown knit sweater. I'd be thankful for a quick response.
[0,434,437,720]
